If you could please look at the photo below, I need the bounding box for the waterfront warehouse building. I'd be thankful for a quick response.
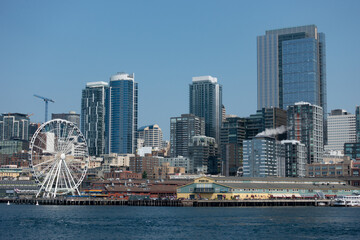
[287,102,323,164]
[170,114,205,158]
[52,111,80,127]
[189,76,222,143]
[325,109,356,153]
[282,140,307,177]
[220,116,246,176]
[137,124,163,149]
[106,73,138,154]
[176,176,360,200]
[243,136,285,178]
[81,81,108,156]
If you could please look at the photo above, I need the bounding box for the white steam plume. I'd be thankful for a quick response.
[256,125,287,137]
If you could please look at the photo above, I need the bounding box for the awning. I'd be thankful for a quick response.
[272,194,285,197]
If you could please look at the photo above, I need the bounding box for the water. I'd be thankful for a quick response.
[1,204,359,240]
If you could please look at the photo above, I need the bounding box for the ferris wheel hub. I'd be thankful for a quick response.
[60,153,66,160]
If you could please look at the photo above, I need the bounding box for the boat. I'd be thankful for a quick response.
[333,195,360,207]
[7,201,10,205]
[36,201,39,206]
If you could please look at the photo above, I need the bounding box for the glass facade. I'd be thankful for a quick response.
[257,25,327,144]
[282,38,318,109]
[220,116,246,176]
[170,114,205,158]
[81,82,108,156]
[189,76,222,143]
[106,73,138,154]
[243,137,284,177]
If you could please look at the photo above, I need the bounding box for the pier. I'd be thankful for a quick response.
[1,198,333,207]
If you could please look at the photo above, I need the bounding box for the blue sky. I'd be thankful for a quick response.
[1,0,359,139]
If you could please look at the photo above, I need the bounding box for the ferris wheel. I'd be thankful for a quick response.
[29,119,89,198]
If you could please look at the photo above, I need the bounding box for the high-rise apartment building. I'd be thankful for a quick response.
[52,111,80,127]
[356,106,360,142]
[220,116,246,176]
[189,76,222,143]
[0,113,29,141]
[81,81,108,156]
[287,102,323,164]
[170,114,205,157]
[188,136,219,174]
[106,73,138,154]
[137,124,163,149]
[243,136,285,178]
[325,109,356,152]
[282,140,306,177]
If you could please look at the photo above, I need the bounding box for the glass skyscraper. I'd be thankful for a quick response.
[189,76,222,143]
[257,25,327,144]
[257,25,326,114]
[81,81,108,156]
[106,73,138,154]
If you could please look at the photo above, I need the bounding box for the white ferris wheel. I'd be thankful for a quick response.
[29,119,89,198]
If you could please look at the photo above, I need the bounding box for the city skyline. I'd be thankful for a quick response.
[1,1,359,140]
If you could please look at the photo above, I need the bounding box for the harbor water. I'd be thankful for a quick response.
[1,204,360,239]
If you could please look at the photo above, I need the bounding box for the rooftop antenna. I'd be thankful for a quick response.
[34,94,55,122]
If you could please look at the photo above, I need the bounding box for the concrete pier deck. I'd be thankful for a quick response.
[1,198,333,207]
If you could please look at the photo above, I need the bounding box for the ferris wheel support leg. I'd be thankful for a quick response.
[44,160,60,198]
[53,160,63,198]
[63,160,81,196]
[36,161,58,198]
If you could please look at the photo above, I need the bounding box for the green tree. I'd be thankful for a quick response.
[142,171,147,179]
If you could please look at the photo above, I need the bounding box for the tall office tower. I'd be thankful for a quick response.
[282,140,307,177]
[245,107,287,140]
[220,116,246,176]
[189,76,222,143]
[243,136,285,178]
[287,102,323,164]
[0,113,29,141]
[356,106,360,142]
[81,82,108,156]
[52,111,80,127]
[188,136,219,174]
[170,114,205,157]
[137,124,163,149]
[221,105,226,122]
[106,73,138,154]
[325,109,356,152]
[257,25,327,144]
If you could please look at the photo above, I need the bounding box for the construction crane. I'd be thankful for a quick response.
[34,94,55,122]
